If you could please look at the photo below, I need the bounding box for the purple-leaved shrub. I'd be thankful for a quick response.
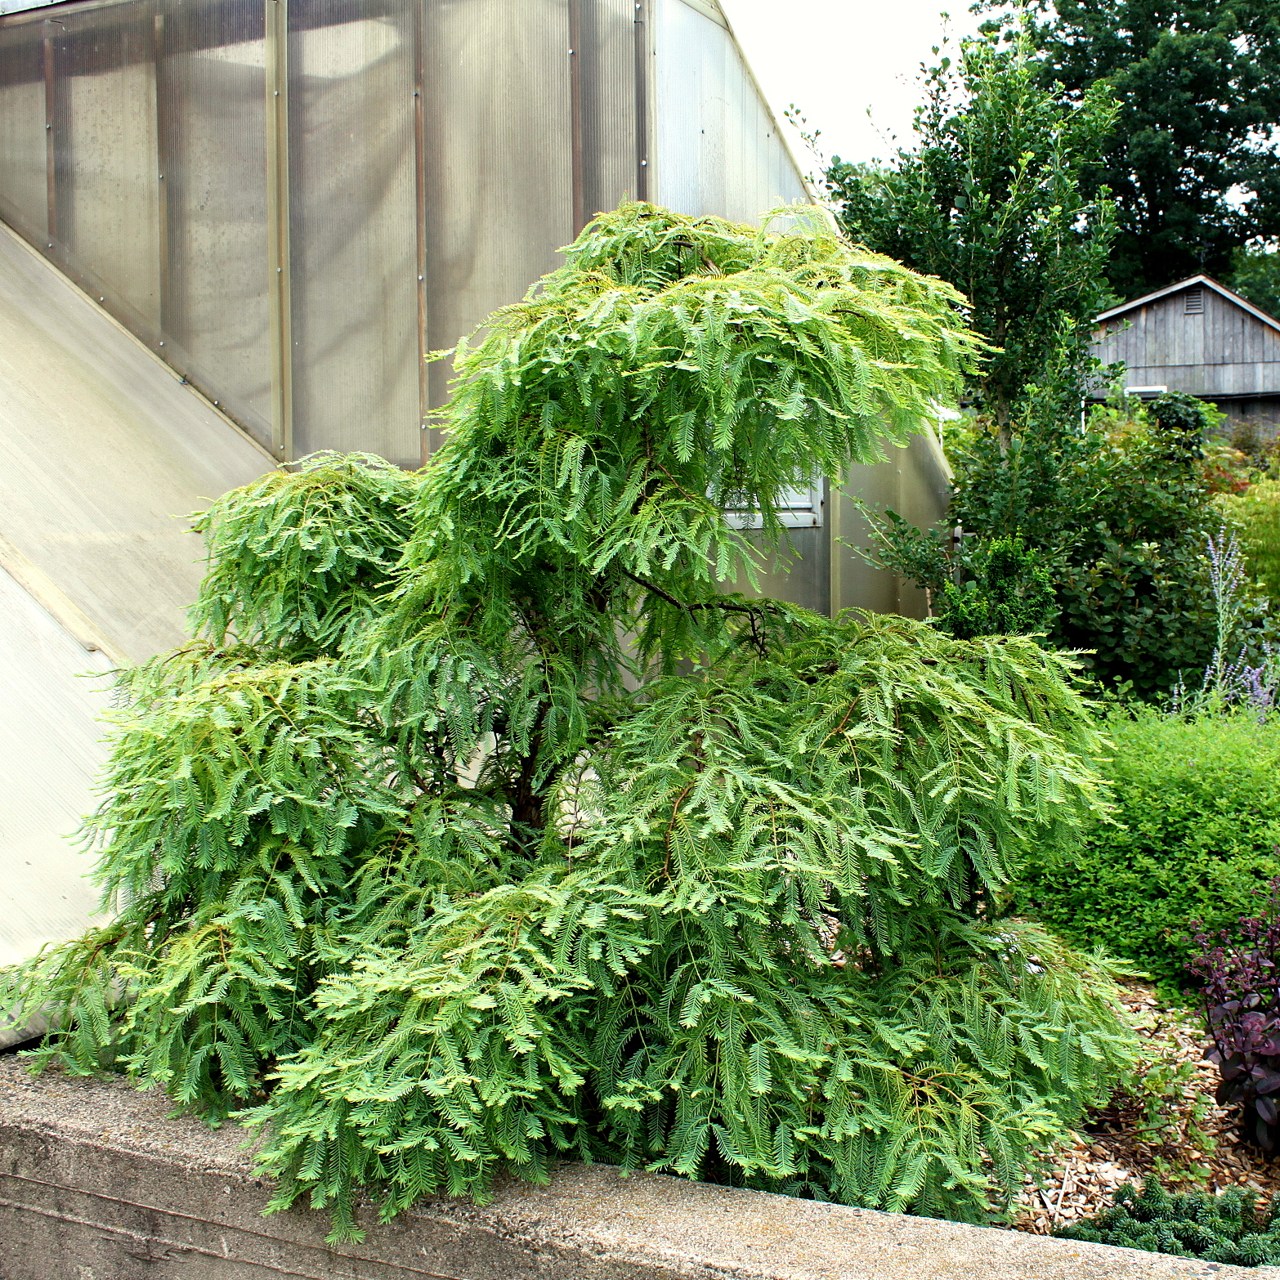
[1189,876,1280,1154]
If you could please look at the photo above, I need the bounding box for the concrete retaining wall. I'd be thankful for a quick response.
[1,1055,1274,1280]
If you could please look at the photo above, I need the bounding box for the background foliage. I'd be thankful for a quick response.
[1,203,1137,1239]
[858,519,1058,642]
[875,393,1229,697]
[826,24,1116,426]
[1227,244,1280,321]
[827,10,1272,699]
[1016,707,1280,989]
[1220,479,1280,612]
[1001,0,1280,299]
[985,395,1221,696]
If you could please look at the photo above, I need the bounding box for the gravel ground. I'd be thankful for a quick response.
[1015,982,1280,1235]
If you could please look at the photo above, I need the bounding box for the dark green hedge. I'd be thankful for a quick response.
[1017,709,1280,988]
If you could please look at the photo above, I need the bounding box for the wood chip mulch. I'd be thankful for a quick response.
[1013,982,1280,1235]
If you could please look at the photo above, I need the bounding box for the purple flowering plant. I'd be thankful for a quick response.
[1171,527,1280,721]
[1188,874,1280,1154]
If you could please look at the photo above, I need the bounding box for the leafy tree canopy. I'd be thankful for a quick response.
[1,203,1136,1240]
[826,26,1117,425]
[1226,241,1280,320]
[999,0,1280,299]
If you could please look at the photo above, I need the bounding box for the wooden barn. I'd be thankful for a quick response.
[1091,274,1280,439]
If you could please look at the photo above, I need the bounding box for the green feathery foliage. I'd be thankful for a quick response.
[1060,1178,1280,1267]
[190,452,418,660]
[1,202,1136,1240]
[17,643,407,1115]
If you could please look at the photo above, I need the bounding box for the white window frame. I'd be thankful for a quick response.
[725,477,824,530]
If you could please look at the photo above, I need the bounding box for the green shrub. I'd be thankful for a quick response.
[861,519,1058,640]
[0,203,1139,1241]
[1016,708,1280,988]
[875,392,1232,699]
[955,395,1229,699]
[1059,1177,1280,1266]
[1221,479,1280,611]
[939,536,1057,638]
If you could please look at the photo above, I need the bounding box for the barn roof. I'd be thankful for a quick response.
[1097,274,1280,335]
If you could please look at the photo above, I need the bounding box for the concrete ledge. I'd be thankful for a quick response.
[2,1056,1276,1280]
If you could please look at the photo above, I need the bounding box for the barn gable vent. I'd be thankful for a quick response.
[1185,287,1205,314]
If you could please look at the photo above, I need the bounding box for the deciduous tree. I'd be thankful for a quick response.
[1010,0,1280,298]
[826,28,1116,426]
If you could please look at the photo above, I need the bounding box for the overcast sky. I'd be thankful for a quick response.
[718,0,983,175]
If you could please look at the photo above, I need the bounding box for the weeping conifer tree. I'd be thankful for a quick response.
[2,203,1137,1240]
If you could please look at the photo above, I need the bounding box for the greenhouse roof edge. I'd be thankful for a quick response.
[0,0,62,15]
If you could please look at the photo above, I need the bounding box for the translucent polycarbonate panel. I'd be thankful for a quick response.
[579,0,642,221]
[0,562,110,994]
[424,0,575,410]
[653,0,807,223]
[832,433,951,619]
[743,523,831,616]
[0,219,272,666]
[0,23,46,241]
[887,431,952,618]
[288,0,420,466]
[160,0,273,449]
[55,3,160,328]
[650,1,819,609]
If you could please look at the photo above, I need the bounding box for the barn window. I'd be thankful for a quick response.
[1185,287,1205,314]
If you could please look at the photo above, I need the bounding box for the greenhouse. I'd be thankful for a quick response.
[0,0,949,1029]
[0,0,813,466]
[0,0,950,613]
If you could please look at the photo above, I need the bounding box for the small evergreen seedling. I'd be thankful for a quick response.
[1060,1177,1280,1267]
[0,203,1138,1241]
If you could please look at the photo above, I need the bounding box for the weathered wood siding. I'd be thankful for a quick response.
[1092,286,1280,397]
